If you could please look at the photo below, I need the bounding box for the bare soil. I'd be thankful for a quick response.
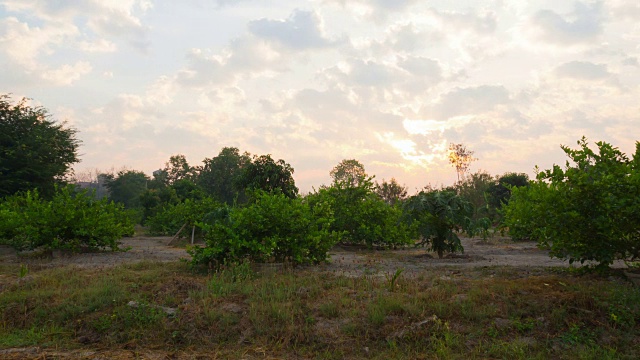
[0,236,582,273]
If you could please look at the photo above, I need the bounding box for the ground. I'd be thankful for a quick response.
[0,236,574,272]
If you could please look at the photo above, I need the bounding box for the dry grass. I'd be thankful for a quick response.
[0,260,638,359]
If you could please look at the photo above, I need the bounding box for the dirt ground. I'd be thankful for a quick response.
[0,236,590,273]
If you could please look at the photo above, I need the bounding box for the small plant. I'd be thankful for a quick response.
[386,268,404,292]
[18,264,28,278]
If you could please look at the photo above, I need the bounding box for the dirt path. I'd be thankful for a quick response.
[0,236,582,273]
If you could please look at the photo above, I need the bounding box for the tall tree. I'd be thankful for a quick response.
[235,154,298,198]
[330,159,367,186]
[375,178,408,205]
[198,147,251,204]
[163,154,197,185]
[103,170,149,209]
[448,143,477,183]
[0,95,80,198]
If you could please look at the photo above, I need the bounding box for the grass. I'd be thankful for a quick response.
[0,261,639,359]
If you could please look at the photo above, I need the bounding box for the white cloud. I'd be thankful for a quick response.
[430,85,510,119]
[530,2,603,46]
[248,10,343,50]
[41,61,93,86]
[554,61,612,81]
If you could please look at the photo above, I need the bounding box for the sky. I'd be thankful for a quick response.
[1,0,639,193]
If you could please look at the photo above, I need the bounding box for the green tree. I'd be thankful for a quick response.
[104,170,149,209]
[198,147,251,204]
[0,185,133,252]
[454,170,494,221]
[503,137,640,270]
[163,154,197,185]
[310,176,414,248]
[189,191,340,266]
[0,95,80,198]
[404,189,474,258]
[235,154,298,198]
[375,178,408,205]
[330,159,367,186]
[487,172,529,211]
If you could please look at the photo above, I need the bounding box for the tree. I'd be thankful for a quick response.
[308,176,414,248]
[163,154,197,185]
[448,143,477,182]
[104,170,149,209]
[198,147,251,204]
[404,189,474,258]
[375,178,408,205]
[454,170,495,221]
[0,95,80,198]
[503,137,640,270]
[486,172,529,211]
[330,159,367,186]
[235,154,298,198]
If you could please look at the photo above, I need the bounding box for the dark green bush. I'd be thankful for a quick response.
[503,138,640,269]
[189,191,341,266]
[0,185,133,252]
[309,177,414,248]
[404,189,475,258]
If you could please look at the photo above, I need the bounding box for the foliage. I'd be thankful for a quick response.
[0,185,133,252]
[162,154,198,185]
[145,197,221,237]
[448,143,477,183]
[502,137,640,269]
[487,172,529,211]
[375,178,408,206]
[310,177,414,248]
[103,170,150,209]
[404,189,475,258]
[330,159,367,186]
[0,94,80,198]
[197,147,251,204]
[453,170,494,221]
[235,154,298,198]
[189,191,340,266]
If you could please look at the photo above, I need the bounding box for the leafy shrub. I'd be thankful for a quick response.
[0,185,134,251]
[503,138,640,269]
[404,190,475,258]
[309,177,415,248]
[145,197,220,236]
[189,191,341,266]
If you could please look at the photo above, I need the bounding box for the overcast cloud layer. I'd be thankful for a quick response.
[1,0,639,192]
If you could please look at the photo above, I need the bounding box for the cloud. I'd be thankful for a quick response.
[431,85,510,119]
[530,2,603,45]
[41,61,93,86]
[554,61,612,81]
[2,0,152,52]
[248,10,341,50]
[427,8,498,34]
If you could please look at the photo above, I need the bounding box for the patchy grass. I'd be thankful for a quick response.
[0,261,638,359]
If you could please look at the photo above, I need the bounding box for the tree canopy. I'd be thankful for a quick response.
[0,95,80,198]
[235,154,298,198]
[330,159,367,186]
[198,147,251,204]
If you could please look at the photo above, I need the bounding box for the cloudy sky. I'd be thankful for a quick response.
[1,0,639,193]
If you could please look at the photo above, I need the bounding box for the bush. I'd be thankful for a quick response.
[0,185,134,252]
[145,197,220,237]
[189,191,341,266]
[404,189,475,258]
[503,138,640,269]
[309,178,415,248]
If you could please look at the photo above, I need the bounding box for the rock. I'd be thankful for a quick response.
[221,302,243,314]
[494,318,513,330]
